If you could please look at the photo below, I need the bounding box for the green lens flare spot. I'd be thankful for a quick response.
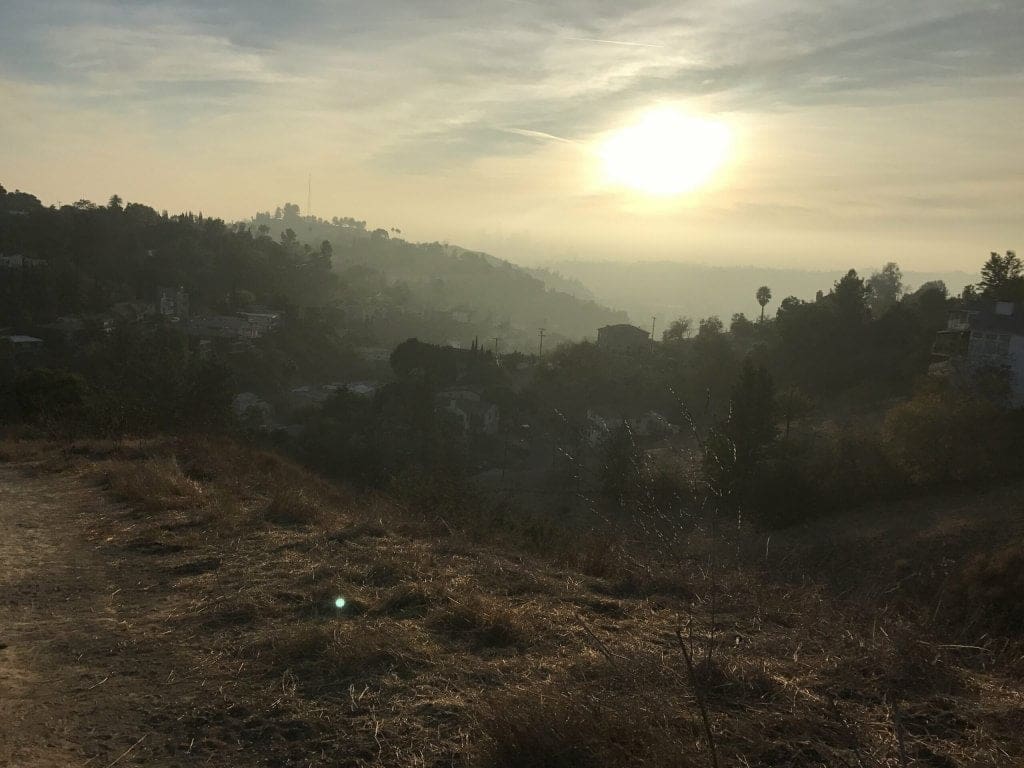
[334,597,346,609]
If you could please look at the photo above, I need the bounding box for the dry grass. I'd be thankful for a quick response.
[6,436,1024,767]
[95,455,205,512]
[427,595,529,650]
[263,487,328,526]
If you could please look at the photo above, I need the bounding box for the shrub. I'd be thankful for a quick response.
[884,385,1016,486]
[264,487,326,525]
[99,455,204,511]
[946,545,1024,637]
[427,596,526,649]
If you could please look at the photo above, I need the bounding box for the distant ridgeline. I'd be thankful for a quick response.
[248,205,626,351]
[548,260,979,327]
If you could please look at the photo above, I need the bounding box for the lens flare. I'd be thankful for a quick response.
[334,597,346,609]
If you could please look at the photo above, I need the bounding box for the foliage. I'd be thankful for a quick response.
[883,382,1022,485]
[978,250,1023,299]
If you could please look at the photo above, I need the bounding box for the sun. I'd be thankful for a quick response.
[598,107,732,197]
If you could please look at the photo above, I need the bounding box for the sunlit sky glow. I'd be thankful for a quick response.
[0,1,1021,269]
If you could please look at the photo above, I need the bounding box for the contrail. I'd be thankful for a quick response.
[566,36,665,48]
[504,128,576,144]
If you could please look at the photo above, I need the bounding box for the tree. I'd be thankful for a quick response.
[107,194,123,210]
[726,359,776,466]
[697,316,724,338]
[755,286,772,322]
[979,251,1023,299]
[318,239,333,268]
[662,316,692,343]
[730,312,755,339]
[866,262,903,316]
[831,269,871,324]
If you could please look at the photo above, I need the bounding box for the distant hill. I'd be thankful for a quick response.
[247,207,627,349]
[545,260,978,326]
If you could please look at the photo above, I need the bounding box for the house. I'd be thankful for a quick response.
[0,254,47,269]
[931,301,1024,405]
[1,335,45,367]
[585,409,677,446]
[109,301,153,325]
[597,323,651,353]
[357,347,392,363]
[238,310,281,334]
[186,315,260,340]
[344,381,379,398]
[435,389,500,435]
[158,287,190,320]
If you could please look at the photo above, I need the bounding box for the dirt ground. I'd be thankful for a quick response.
[0,464,221,766]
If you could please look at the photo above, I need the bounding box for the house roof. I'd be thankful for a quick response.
[598,323,650,337]
[959,302,1024,334]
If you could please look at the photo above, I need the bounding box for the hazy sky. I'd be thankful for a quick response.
[1,0,1021,270]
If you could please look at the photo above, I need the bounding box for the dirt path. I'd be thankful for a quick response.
[0,465,207,767]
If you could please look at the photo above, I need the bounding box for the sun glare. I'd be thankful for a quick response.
[598,107,732,197]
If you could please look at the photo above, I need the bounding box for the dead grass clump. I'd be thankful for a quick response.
[263,488,326,526]
[592,566,692,601]
[571,533,627,578]
[99,455,205,511]
[474,683,699,768]
[258,622,423,684]
[826,632,963,702]
[428,596,528,649]
[361,559,407,587]
[945,545,1024,637]
[376,585,434,618]
[329,520,388,541]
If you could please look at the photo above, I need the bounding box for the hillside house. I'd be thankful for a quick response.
[238,310,281,334]
[0,254,47,269]
[931,301,1024,405]
[597,323,651,353]
[436,389,500,435]
[158,287,190,320]
[187,315,260,340]
[109,301,153,325]
[1,335,45,368]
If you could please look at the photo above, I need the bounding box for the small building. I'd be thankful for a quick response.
[109,301,153,325]
[0,254,47,269]
[436,389,500,435]
[158,286,190,320]
[239,310,281,334]
[357,347,392,363]
[597,323,651,353]
[1,335,45,367]
[931,301,1024,405]
[186,315,259,340]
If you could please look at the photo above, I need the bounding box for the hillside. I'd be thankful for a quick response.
[248,206,627,349]
[2,437,1022,767]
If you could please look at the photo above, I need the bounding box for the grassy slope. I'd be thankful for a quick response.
[1,436,1022,767]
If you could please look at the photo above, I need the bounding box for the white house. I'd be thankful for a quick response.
[932,301,1024,405]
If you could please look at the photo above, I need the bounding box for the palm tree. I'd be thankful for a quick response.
[756,286,772,322]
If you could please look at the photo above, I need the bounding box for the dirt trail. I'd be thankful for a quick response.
[0,465,204,767]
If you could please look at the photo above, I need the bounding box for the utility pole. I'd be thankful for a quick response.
[492,337,501,358]
[651,315,657,341]
[307,173,312,218]
[537,327,546,358]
